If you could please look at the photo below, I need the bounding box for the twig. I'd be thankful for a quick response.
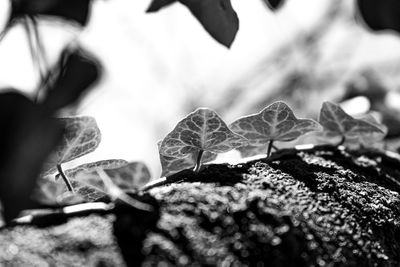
[267,140,274,157]
[57,164,74,192]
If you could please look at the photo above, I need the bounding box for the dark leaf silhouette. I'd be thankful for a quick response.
[43,48,102,112]
[147,0,176,12]
[147,0,239,48]
[263,0,285,11]
[319,102,385,142]
[11,0,92,26]
[0,91,63,221]
[160,108,247,158]
[357,0,400,33]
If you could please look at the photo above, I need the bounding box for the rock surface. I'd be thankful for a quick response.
[1,146,400,266]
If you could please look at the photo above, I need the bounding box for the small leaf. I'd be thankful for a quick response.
[104,162,151,191]
[158,141,217,177]
[263,0,285,11]
[230,101,321,147]
[179,0,239,48]
[159,108,248,159]
[357,0,400,33]
[319,102,385,140]
[43,47,102,112]
[147,0,177,12]
[56,159,128,180]
[11,0,92,26]
[46,116,101,169]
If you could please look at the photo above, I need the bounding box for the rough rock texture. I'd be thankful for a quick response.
[1,146,400,266]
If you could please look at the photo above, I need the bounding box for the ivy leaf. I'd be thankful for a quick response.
[147,0,239,48]
[0,91,63,221]
[263,0,285,11]
[357,0,400,33]
[33,178,85,206]
[147,0,176,12]
[159,108,248,159]
[158,141,217,177]
[43,47,102,112]
[103,162,151,191]
[44,116,101,173]
[11,0,93,26]
[319,102,385,141]
[230,101,321,147]
[346,114,388,145]
[55,159,128,180]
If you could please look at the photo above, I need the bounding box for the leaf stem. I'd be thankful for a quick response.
[267,140,274,157]
[193,149,204,173]
[57,164,74,193]
[337,136,346,146]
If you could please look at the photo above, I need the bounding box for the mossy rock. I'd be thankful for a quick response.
[1,146,400,266]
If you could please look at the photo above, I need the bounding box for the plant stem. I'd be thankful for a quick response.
[267,140,274,157]
[57,164,74,192]
[193,149,204,173]
[337,136,346,146]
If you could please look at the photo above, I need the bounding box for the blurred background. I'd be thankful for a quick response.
[1,0,400,177]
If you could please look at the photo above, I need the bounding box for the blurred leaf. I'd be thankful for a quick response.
[0,91,63,221]
[319,102,385,141]
[263,0,285,11]
[104,162,151,191]
[180,0,239,47]
[147,0,176,12]
[11,0,92,26]
[45,116,101,172]
[159,108,247,159]
[357,0,400,33]
[43,48,102,112]
[237,144,268,158]
[56,159,128,180]
[147,0,239,48]
[230,101,321,148]
[346,114,388,145]
[158,141,217,177]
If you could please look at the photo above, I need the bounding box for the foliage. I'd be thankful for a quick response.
[230,101,321,157]
[159,107,248,171]
[147,0,239,47]
[318,102,385,145]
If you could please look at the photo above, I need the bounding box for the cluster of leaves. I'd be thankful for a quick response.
[158,101,387,176]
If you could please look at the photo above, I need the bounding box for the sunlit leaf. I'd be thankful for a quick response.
[357,0,400,33]
[0,91,63,221]
[56,159,128,180]
[230,102,321,148]
[46,116,101,170]
[263,0,285,11]
[158,141,217,177]
[104,162,151,191]
[43,47,102,112]
[147,0,239,48]
[159,108,248,160]
[319,102,385,141]
[11,0,92,26]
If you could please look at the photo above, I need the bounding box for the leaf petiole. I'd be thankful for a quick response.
[267,140,274,157]
[337,136,346,146]
[193,149,204,173]
[57,164,74,193]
